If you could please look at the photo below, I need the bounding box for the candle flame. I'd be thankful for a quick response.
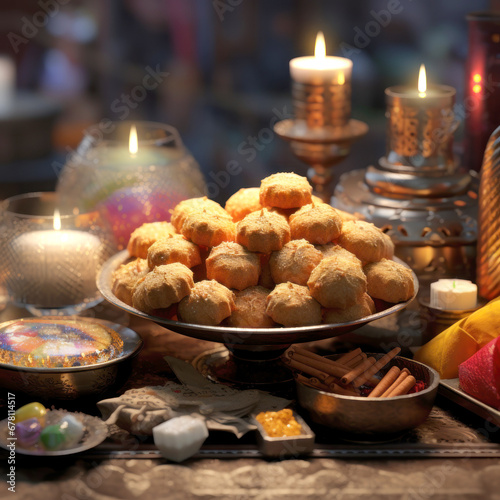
[53,209,61,231]
[418,64,427,97]
[338,71,345,85]
[129,125,138,155]
[314,31,326,59]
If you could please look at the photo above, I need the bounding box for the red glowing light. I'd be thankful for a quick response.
[473,73,482,83]
[473,84,482,94]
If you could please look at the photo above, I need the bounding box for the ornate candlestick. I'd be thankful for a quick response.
[274,32,368,201]
[335,66,478,284]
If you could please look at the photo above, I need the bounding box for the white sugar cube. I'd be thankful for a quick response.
[153,415,208,462]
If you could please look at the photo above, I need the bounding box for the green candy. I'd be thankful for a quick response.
[39,424,67,451]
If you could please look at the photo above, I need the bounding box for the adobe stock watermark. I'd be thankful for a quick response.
[6,393,16,494]
[340,0,412,57]
[202,104,293,199]
[8,0,71,54]
[212,0,244,22]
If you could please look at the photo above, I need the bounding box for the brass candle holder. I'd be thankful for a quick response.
[274,78,368,201]
[275,32,369,202]
[335,78,478,284]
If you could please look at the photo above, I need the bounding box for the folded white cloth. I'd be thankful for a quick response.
[98,355,291,438]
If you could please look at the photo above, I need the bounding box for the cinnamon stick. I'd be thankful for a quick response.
[344,353,366,368]
[386,375,416,397]
[367,366,401,398]
[336,348,362,365]
[341,356,376,385]
[289,352,348,378]
[295,373,330,391]
[291,346,349,370]
[283,357,330,382]
[380,368,411,397]
[328,382,360,396]
[295,372,359,396]
[351,347,401,388]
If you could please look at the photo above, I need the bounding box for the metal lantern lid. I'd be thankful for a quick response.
[335,161,478,283]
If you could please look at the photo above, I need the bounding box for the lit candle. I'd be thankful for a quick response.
[430,279,478,311]
[8,210,103,310]
[386,64,455,104]
[79,125,189,248]
[87,124,164,169]
[289,32,353,129]
[384,65,456,172]
[290,31,352,84]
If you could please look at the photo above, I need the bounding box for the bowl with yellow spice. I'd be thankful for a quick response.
[251,409,315,458]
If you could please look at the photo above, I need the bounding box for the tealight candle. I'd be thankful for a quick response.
[430,279,478,311]
[289,32,352,128]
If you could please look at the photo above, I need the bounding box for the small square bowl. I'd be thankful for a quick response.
[295,354,440,442]
[251,411,315,458]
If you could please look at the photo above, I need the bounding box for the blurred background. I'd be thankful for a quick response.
[0,0,493,203]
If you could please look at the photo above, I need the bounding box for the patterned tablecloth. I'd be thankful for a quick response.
[1,305,500,499]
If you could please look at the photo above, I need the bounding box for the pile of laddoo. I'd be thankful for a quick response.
[112,173,414,328]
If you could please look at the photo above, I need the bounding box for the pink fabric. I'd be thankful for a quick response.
[459,336,500,410]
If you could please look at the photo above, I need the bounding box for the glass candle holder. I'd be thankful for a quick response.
[464,12,500,172]
[0,192,114,316]
[56,121,206,250]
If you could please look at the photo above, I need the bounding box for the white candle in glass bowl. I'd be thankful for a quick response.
[430,279,478,311]
[8,212,102,309]
[289,31,352,84]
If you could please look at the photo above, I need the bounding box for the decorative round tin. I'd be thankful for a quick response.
[0,317,142,400]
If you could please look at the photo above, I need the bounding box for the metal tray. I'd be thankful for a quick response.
[439,378,500,427]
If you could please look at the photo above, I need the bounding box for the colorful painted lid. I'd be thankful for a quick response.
[0,318,125,368]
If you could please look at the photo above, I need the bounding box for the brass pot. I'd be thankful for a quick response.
[0,319,142,400]
[296,354,439,441]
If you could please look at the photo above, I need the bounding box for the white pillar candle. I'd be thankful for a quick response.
[8,230,102,309]
[289,31,352,84]
[430,279,478,310]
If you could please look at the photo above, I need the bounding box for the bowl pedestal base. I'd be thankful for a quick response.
[192,344,294,391]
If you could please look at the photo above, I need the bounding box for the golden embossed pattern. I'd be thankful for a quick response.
[386,102,454,164]
[292,81,351,128]
[477,126,500,300]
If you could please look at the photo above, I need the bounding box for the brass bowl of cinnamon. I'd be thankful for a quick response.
[295,353,439,441]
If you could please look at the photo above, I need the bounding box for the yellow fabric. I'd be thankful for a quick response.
[414,296,500,378]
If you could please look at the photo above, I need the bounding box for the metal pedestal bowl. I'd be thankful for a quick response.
[98,251,418,389]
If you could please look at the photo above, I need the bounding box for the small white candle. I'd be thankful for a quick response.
[430,279,478,311]
[290,31,352,84]
[9,228,102,309]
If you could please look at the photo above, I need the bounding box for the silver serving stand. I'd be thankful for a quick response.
[98,251,418,389]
